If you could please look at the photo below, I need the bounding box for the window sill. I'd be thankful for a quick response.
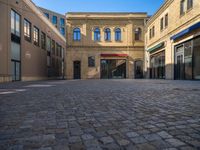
[186,7,193,13]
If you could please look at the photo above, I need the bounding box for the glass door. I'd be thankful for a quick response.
[175,46,184,80]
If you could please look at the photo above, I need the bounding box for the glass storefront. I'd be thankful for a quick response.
[100,59,126,79]
[174,36,200,80]
[150,51,165,79]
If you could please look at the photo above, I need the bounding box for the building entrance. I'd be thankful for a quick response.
[100,59,126,79]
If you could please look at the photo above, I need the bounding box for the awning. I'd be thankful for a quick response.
[171,22,200,40]
[101,54,128,57]
[147,42,164,53]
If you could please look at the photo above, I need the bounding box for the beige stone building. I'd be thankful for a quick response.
[145,0,200,80]
[66,13,147,79]
[0,0,66,83]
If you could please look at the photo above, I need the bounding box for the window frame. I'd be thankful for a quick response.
[165,13,168,28]
[104,28,111,41]
[33,26,39,46]
[135,28,142,41]
[41,31,46,50]
[11,9,21,37]
[94,28,101,41]
[24,19,31,42]
[180,0,185,16]
[73,28,81,41]
[160,17,164,31]
[115,28,121,41]
[187,0,193,10]
[88,56,95,67]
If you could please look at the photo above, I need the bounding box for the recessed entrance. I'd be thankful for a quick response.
[73,61,81,79]
[100,59,126,79]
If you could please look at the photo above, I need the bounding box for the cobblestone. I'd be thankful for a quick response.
[0,79,200,149]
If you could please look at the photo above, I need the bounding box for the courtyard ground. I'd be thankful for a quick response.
[0,79,200,150]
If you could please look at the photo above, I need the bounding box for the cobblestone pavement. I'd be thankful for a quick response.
[0,79,200,150]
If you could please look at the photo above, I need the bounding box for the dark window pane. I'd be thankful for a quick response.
[193,37,200,79]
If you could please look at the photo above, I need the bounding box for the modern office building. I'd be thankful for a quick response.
[39,7,66,37]
[66,13,148,79]
[0,0,66,83]
[145,0,200,80]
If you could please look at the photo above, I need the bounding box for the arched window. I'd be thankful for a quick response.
[94,28,101,41]
[73,28,81,41]
[104,28,111,41]
[115,28,121,41]
[135,28,142,41]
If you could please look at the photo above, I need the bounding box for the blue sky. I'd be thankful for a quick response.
[32,0,164,15]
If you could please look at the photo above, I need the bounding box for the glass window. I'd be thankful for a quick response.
[51,40,55,55]
[60,27,65,36]
[184,41,193,80]
[165,14,168,27]
[115,28,121,41]
[46,36,51,52]
[41,32,46,50]
[187,0,193,10]
[11,42,20,61]
[24,19,31,42]
[33,26,39,46]
[60,18,65,26]
[94,28,101,41]
[88,56,95,67]
[193,37,200,79]
[150,51,165,79]
[52,16,57,25]
[104,28,111,41]
[11,10,20,37]
[152,26,155,37]
[160,17,164,31]
[44,13,49,19]
[180,0,185,15]
[73,28,81,41]
[149,28,152,39]
[135,28,142,41]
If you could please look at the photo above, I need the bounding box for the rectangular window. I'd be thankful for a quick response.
[165,14,168,27]
[160,17,164,31]
[60,18,65,26]
[33,26,39,46]
[60,27,65,36]
[51,40,55,55]
[11,10,20,37]
[149,29,152,39]
[46,36,51,52]
[24,19,31,42]
[44,13,49,19]
[41,32,46,50]
[152,26,155,37]
[187,0,193,10]
[193,37,200,79]
[88,56,95,67]
[180,0,185,15]
[52,16,57,25]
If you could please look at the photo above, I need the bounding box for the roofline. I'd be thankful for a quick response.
[27,0,66,42]
[66,12,147,15]
[38,6,65,17]
[147,0,173,25]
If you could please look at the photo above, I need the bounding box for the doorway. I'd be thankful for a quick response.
[100,59,126,79]
[73,61,81,79]
[175,46,184,80]
[134,60,143,79]
[11,60,21,81]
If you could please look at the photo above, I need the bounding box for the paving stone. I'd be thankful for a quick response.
[157,131,173,139]
[126,131,139,138]
[117,139,130,146]
[131,136,147,144]
[165,138,186,147]
[99,136,114,144]
[81,134,94,141]
[0,80,200,149]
